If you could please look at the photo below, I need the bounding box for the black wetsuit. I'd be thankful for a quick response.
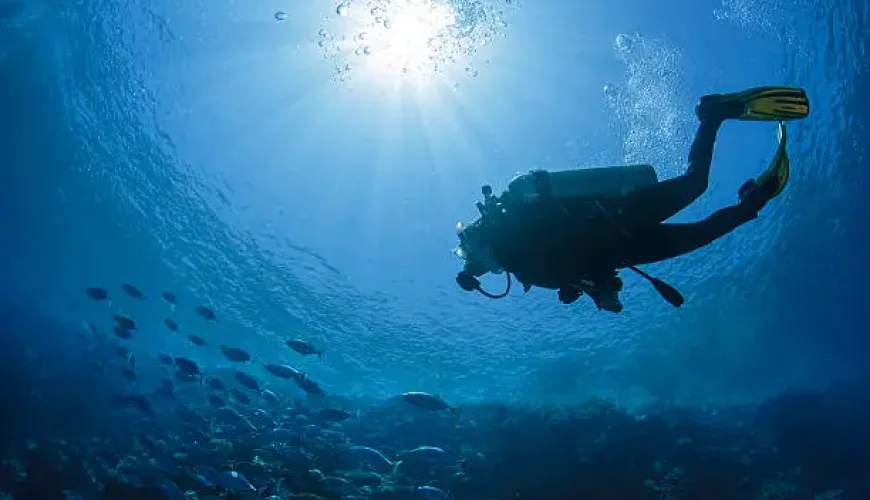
[490,117,761,291]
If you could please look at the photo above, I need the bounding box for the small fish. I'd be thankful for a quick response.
[311,408,354,423]
[164,319,178,332]
[261,390,278,405]
[219,470,256,492]
[86,286,109,301]
[348,446,394,471]
[207,394,226,408]
[122,283,146,299]
[416,486,448,500]
[401,392,456,413]
[174,357,202,381]
[188,335,207,346]
[113,326,133,339]
[196,305,216,321]
[206,377,226,391]
[192,473,214,489]
[161,292,177,305]
[121,366,136,382]
[323,476,355,496]
[232,388,251,405]
[285,339,323,358]
[295,376,324,396]
[264,363,304,380]
[213,408,257,430]
[401,446,454,464]
[113,314,136,330]
[234,371,260,391]
[157,353,173,366]
[220,345,251,362]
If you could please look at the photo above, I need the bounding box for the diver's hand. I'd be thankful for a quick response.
[558,286,583,304]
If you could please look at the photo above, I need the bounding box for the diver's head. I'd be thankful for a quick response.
[455,220,502,277]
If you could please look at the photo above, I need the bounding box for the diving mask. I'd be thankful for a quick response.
[455,220,502,277]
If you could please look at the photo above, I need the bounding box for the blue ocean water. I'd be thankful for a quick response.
[1,0,869,497]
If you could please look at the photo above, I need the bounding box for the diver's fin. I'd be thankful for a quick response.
[627,266,685,308]
[697,86,809,122]
[739,122,790,207]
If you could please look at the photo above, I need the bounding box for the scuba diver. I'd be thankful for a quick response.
[454,86,810,312]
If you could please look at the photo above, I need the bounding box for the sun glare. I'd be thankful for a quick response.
[371,2,456,75]
[344,0,458,79]
[315,0,514,84]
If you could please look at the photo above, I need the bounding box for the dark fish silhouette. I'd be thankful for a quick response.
[401,392,456,413]
[234,371,260,391]
[86,286,109,301]
[164,319,179,332]
[113,314,136,330]
[206,377,226,391]
[285,339,323,358]
[220,345,251,362]
[261,390,278,404]
[196,306,216,321]
[264,363,304,380]
[295,376,324,396]
[188,335,207,347]
[157,353,173,366]
[161,292,177,305]
[174,357,202,383]
[312,408,354,422]
[122,284,146,299]
[232,388,251,405]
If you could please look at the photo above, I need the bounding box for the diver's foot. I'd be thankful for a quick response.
[739,121,790,212]
[696,94,744,123]
[738,178,776,213]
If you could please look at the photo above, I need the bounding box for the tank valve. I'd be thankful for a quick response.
[481,185,492,197]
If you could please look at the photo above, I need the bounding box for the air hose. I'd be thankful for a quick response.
[456,270,512,299]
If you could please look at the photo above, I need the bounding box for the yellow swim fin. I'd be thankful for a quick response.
[739,122,790,206]
[698,86,810,122]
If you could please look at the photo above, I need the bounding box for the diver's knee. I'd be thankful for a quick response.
[679,170,708,199]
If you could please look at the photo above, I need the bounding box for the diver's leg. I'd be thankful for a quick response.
[619,201,758,266]
[618,118,723,226]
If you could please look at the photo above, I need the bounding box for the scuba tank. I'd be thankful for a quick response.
[504,165,658,205]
